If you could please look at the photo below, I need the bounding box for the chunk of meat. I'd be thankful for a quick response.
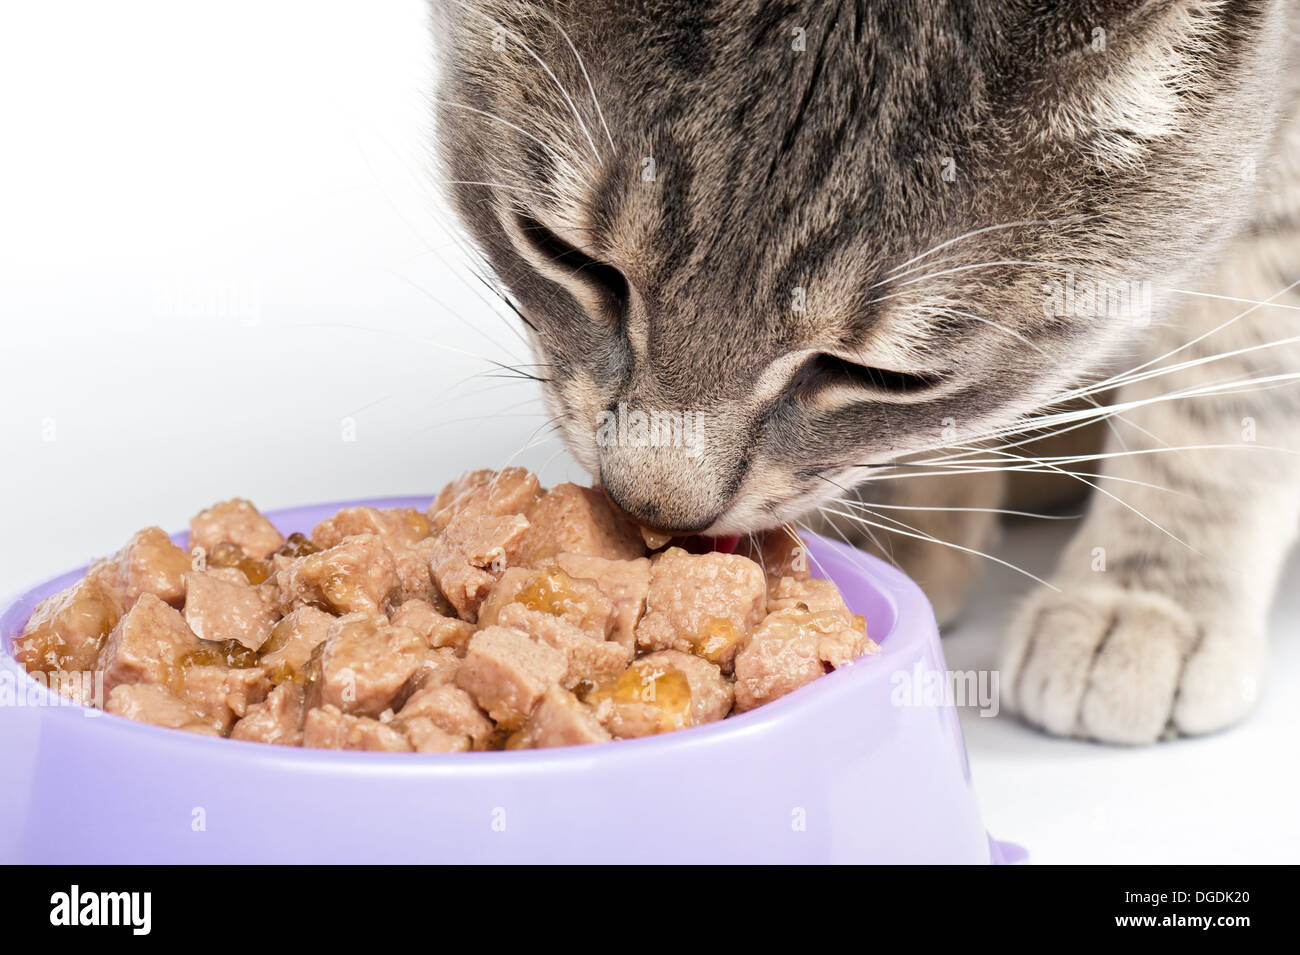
[519,483,645,565]
[183,570,277,651]
[204,541,272,585]
[768,576,855,619]
[582,658,695,739]
[12,576,122,674]
[398,716,471,753]
[202,566,253,587]
[428,512,529,621]
[635,548,767,666]
[496,603,631,688]
[230,681,307,746]
[733,606,877,712]
[406,646,462,693]
[455,626,567,730]
[397,681,493,748]
[766,577,873,666]
[258,606,334,684]
[387,536,443,606]
[18,478,874,750]
[106,684,221,736]
[428,467,542,531]
[310,506,430,550]
[88,526,193,609]
[273,533,321,560]
[274,533,401,616]
[97,593,201,693]
[430,469,494,514]
[315,614,425,717]
[512,686,611,749]
[303,705,413,752]
[736,528,812,596]
[189,499,285,560]
[554,553,650,650]
[178,664,270,734]
[639,526,673,551]
[390,598,475,651]
[478,566,614,641]
[731,609,823,713]
[638,649,733,725]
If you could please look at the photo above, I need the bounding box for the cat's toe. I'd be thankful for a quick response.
[1001,585,1200,744]
[1171,621,1265,736]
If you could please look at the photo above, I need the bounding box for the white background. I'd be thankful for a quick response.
[1,1,1295,863]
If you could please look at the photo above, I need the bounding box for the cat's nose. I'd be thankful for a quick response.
[597,442,742,534]
[599,478,722,535]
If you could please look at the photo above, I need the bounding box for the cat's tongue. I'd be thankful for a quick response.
[676,533,740,555]
[706,535,740,554]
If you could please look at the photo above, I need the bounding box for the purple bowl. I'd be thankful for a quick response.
[0,497,1023,864]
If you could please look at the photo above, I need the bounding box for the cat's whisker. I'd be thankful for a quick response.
[853,443,1205,557]
[432,179,569,203]
[1166,287,1300,313]
[535,8,617,154]
[412,409,551,436]
[1025,276,1300,412]
[386,270,532,359]
[882,218,1067,279]
[922,303,1148,449]
[1107,275,1300,382]
[866,258,1092,295]
[923,305,1040,350]
[795,474,899,570]
[432,97,575,172]
[834,498,1082,521]
[817,503,1060,590]
[909,442,1297,470]
[854,459,1194,498]
[535,441,575,484]
[445,0,604,166]
[1057,338,1300,407]
[284,319,521,371]
[879,367,1300,469]
[345,124,536,359]
[793,514,894,578]
[769,513,838,579]
[488,414,567,476]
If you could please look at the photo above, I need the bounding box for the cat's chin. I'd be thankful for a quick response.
[699,490,843,538]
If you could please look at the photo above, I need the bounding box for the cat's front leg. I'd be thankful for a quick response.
[1002,242,1300,743]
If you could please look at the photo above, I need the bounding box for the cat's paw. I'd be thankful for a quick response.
[1000,584,1263,744]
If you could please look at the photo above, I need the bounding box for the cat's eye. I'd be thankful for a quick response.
[514,213,629,314]
[798,353,944,397]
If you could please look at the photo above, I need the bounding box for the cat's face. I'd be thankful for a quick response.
[434,0,1282,533]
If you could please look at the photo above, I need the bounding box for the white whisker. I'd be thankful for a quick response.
[884,219,1061,277]
[446,0,603,165]
[818,504,1060,590]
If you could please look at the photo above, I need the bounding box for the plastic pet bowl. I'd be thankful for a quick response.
[0,497,1023,864]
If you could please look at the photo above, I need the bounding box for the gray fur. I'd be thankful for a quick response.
[433,0,1300,743]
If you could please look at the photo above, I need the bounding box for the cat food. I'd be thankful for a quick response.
[11,469,879,751]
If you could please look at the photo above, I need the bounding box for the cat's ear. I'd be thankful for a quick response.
[1005,0,1281,167]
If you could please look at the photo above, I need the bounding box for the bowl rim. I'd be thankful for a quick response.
[0,495,935,773]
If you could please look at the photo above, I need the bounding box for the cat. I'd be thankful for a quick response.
[431,0,1300,744]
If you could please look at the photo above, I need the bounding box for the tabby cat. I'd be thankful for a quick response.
[432,0,1300,744]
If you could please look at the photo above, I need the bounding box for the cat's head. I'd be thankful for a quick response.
[433,0,1284,533]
